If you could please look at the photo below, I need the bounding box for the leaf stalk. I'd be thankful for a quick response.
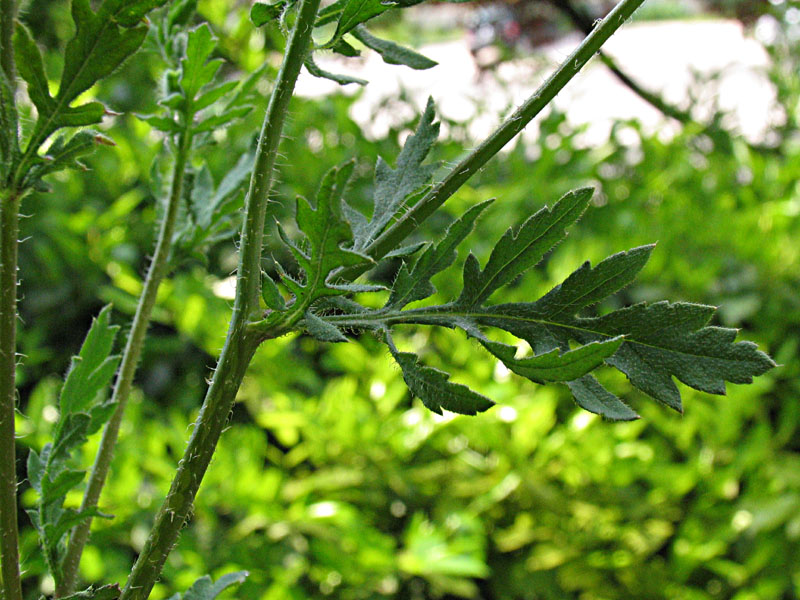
[120,0,322,596]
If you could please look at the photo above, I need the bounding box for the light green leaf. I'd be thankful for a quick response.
[193,80,238,112]
[192,106,252,133]
[180,24,221,100]
[261,272,287,311]
[385,333,493,416]
[59,305,120,415]
[457,187,594,306]
[478,336,624,384]
[352,25,437,70]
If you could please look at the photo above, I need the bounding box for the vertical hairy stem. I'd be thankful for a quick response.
[0,190,22,600]
[57,130,194,597]
[0,3,21,597]
[0,0,16,91]
[359,0,647,266]
[120,0,321,596]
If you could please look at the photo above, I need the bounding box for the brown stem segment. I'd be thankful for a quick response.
[119,0,322,595]
[0,189,23,600]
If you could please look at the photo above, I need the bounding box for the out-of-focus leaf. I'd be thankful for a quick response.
[352,25,437,69]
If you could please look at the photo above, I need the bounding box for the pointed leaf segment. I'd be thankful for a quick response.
[27,306,120,586]
[167,571,249,600]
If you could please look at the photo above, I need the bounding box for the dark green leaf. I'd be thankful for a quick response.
[304,56,367,86]
[251,1,287,26]
[136,113,182,133]
[388,199,492,308]
[168,0,198,31]
[352,25,437,70]
[328,0,388,45]
[568,375,639,421]
[280,161,373,301]
[351,97,439,248]
[14,24,52,116]
[28,130,98,181]
[305,311,348,342]
[59,0,149,107]
[27,449,45,494]
[587,301,777,410]
[457,187,594,306]
[385,333,493,416]
[332,39,361,57]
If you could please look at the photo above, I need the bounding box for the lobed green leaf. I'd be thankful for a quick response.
[385,333,494,416]
[457,187,594,306]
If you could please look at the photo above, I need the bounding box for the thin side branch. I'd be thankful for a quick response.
[119,0,322,596]
[57,128,195,597]
[343,0,647,275]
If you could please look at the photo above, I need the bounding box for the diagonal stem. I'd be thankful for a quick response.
[56,127,194,597]
[338,0,647,279]
[119,0,322,596]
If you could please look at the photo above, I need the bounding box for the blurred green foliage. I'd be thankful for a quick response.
[12,1,800,598]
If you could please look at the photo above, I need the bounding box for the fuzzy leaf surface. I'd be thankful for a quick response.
[385,333,493,415]
[279,162,373,302]
[387,199,492,308]
[457,187,593,306]
[350,97,439,249]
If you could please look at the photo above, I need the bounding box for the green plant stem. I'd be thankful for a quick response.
[119,0,321,596]
[340,0,646,276]
[0,189,22,600]
[0,0,16,91]
[56,130,194,598]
